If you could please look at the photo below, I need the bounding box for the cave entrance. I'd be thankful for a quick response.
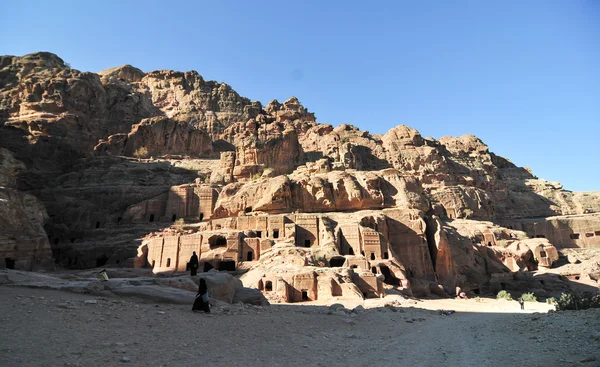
[380,265,400,286]
[208,235,227,249]
[246,251,253,261]
[95,221,100,229]
[265,281,273,291]
[301,290,309,301]
[304,240,311,247]
[424,214,438,268]
[96,255,108,267]
[329,256,345,267]
[272,229,279,239]
[348,247,354,255]
[199,213,204,221]
[217,260,236,271]
[371,266,377,274]
[149,214,155,222]
[5,258,15,269]
[370,253,375,260]
[203,262,213,272]
[172,214,177,222]
[539,250,547,258]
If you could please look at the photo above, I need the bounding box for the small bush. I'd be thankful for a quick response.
[496,290,512,300]
[133,146,149,159]
[546,297,557,305]
[556,291,600,311]
[173,218,185,231]
[519,292,537,302]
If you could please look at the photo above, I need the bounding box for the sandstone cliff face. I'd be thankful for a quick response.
[1,52,599,300]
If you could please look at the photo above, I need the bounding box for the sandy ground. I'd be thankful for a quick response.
[1,287,599,367]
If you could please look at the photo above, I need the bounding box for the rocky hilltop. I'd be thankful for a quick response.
[1,52,599,300]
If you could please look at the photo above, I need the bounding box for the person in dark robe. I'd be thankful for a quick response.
[519,298,525,310]
[192,278,210,313]
[189,252,199,276]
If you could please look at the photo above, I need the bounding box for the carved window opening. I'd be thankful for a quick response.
[265,281,273,292]
[209,235,227,249]
[585,233,594,238]
[199,213,204,222]
[166,258,171,267]
[272,229,279,239]
[370,253,375,260]
[570,233,580,240]
[256,231,262,238]
[595,231,600,236]
[244,207,252,213]
[371,266,377,274]
[539,250,547,258]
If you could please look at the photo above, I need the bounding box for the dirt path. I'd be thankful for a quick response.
[0,287,598,367]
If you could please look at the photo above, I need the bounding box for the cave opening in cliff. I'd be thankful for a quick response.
[424,214,438,268]
[245,207,252,213]
[383,252,389,259]
[166,258,171,267]
[217,260,236,271]
[472,288,480,295]
[53,238,59,245]
[149,214,155,222]
[117,217,122,224]
[329,256,345,267]
[380,265,400,286]
[5,258,15,269]
[96,255,108,267]
[247,251,253,261]
[539,250,547,258]
[304,240,311,247]
[95,221,100,229]
[301,290,309,301]
[371,266,377,274]
[348,246,354,255]
[209,235,227,249]
[172,214,177,222]
[370,253,375,260]
[272,229,279,238]
[265,281,273,291]
[199,213,204,221]
[256,231,262,238]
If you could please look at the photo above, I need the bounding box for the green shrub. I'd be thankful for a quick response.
[133,146,149,159]
[556,291,600,311]
[546,297,556,305]
[496,290,512,300]
[519,292,537,302]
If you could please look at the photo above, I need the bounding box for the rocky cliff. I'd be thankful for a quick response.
[1,52,599,299]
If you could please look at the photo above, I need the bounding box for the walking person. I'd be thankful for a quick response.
[189,251,199,276]
[519,297,525,310]
[192,278,210,313]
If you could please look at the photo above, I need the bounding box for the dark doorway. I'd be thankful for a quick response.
[96,255,108,267]
[304,240,311,247]
[256,231,262,238]
[383,252,389,259]
[199,213,204,221]
[244,207,252,213]
[539,250,547,258]
[117,217,122,224]
[301,290,309,301]
[95,221,100,229]
[151,260,156,269]
[247,251,253,261]
[5,258,15,269]
[329,256,345,267]
[371,266,377,274]
[370,253,375,260]
[380,265,400,286]
[166,258,171,267]
[217,260,236,271]
[209,235,227,249]
[149,214,155,222]
[203,262,213,272]
[348,247,354,255]
[473,288,480,295]
[172,214,177,222]
[273,229,279,239]
[265,281,273,291]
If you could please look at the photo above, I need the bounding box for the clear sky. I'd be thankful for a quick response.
[2,1,599,191]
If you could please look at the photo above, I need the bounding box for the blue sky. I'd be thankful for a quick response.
[3,1,599,191]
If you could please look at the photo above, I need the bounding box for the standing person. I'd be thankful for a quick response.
[189,252,199,276]
[519,297,525,310]
[192,278,210,313]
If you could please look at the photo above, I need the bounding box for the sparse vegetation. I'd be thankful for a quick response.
[496,290,512,300]
[556,291,600,311]
[251,172,262,180]
[133,146,149,159]
[474,297,483,303]
[519,292,537,302]
[174,218,185,231]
